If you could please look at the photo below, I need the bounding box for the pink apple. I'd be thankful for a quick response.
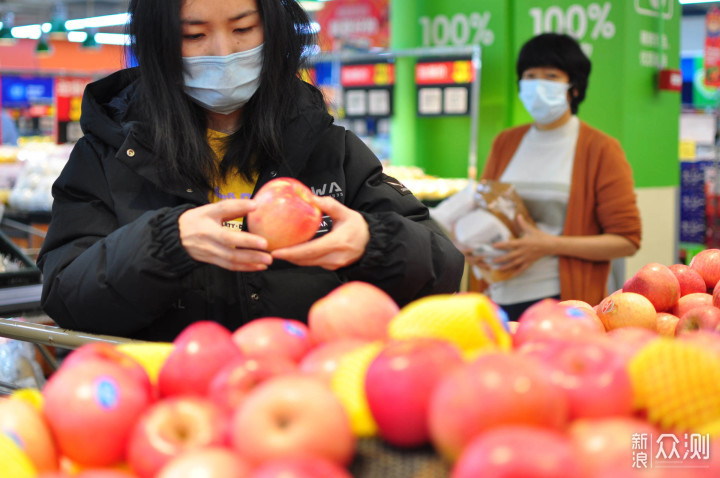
[74,472,139,478]
[713,279,720,308]
[428,352,568,462]
[596,292,657,330]
[623,262,681,312]
[61,342,152,398]
[676,329,720,356]
[126,396,229,478]
[249,457,353,478]
[246,177,322,251]
[231,375,355,466]
[604,326,658,362]
[207,355,297,413]
[0,397,58,472]
[364,338,464,448]
[568,417,661,477]
[298,339,368,385]
[672,292,714,318]
[669,263,707,297]
[232,318,314,363]
[42,358,153,467]
[452,425,583,478]
[158,320,243,397]
[517,337,634,420]
[513,298,605,347]
[156,447,251,478]
[308,281,399,343]
[690,248,720,289]
[656,312,680,337]
[675,305,720,336]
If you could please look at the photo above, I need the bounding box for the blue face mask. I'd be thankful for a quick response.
[182,44,264,115]
[518,79,571,125]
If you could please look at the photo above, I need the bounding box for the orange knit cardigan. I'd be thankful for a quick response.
[480,120,642,306]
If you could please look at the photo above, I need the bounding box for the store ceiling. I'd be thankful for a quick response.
[0,0,129,31]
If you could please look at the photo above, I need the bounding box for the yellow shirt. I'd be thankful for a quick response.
[206,129,257,230]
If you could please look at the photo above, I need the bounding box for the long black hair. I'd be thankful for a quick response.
[127,0,318,190]
[516,33,591,115]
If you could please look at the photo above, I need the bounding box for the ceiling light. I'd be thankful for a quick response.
[82,28,100,49]
[0,13,16,45]
[36,35,51,56]
[65,13,130,30]
[48,3,68,40]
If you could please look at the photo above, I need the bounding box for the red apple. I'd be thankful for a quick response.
[298,338,368,385]
[623,262,681,312]
[604,326,658,362]
[126,396,229,478]
[669,263,707,297]
[672,292,714,318]
[60,343,152,395]
[231,375,355,466]
[656,312,680,337]
[364,338,464,448]
[207,355,297,413]
[513,298,605,347]
[689,248,720,289]
[0,397,58,472]
[232,318,314,363]
[156,447,251,478]
[676,329,720,356]
[246,177,322,251]
[452,425,583,478]
[568,417,661,477]
[713,279,720,308]
[517,337,634,420]
[428,352,568,462]
[596,292,657,330]
[308,281,399,343]
[42,358,153,467]
[675,305,720,336]
[158,321,243,397]
[74,471,139,478]
[249,457,353,478]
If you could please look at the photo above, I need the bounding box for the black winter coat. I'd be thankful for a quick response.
[36,68,465,341]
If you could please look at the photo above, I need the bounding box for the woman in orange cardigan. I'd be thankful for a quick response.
[472,33,641,320]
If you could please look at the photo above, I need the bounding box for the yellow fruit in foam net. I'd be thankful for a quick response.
[0,433,37,478]
[628,338,720,432]
[387,293,511,358]
[330,341,384,438]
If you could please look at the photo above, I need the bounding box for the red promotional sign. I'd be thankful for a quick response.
[415,60,475,85]
[315,0,389,51]
[55,76,91,122]
[705,7,720,87]
[340,63,394,87]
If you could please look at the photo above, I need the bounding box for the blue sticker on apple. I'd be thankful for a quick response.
[95,377,120,410]
[284,321,306,338]
[566,307,586,318]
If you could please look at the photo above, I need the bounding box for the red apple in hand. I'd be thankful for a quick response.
[207,355,297,413]
[298,338,367,385]
[158,321,243,397]
[428,352,568,462]
[364,338,464,448]
[690,248,720,289]
[452,425,583,478]
[246,177,322,251]
[250,457,353,478]
[675,305,720,336]
[126,396,229,478]
[0,397,58,472]
[42,359,153,467]
[156,447,251,478]
[623,262,680,312]
[669,263,707,297]
[232,318,314,363]
[308,281,399,343]
[517,337,634,420]
[231,375,355,466]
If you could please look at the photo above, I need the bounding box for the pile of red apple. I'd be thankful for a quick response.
[3,252,720,478]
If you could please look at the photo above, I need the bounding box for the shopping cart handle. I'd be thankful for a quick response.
[0,317,146,350]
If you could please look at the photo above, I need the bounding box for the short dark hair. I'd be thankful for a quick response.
[127,0,318,189]
[516,33,591,114]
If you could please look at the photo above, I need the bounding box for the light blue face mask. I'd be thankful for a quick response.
[518,79,571,125]
[182,44,264,115]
